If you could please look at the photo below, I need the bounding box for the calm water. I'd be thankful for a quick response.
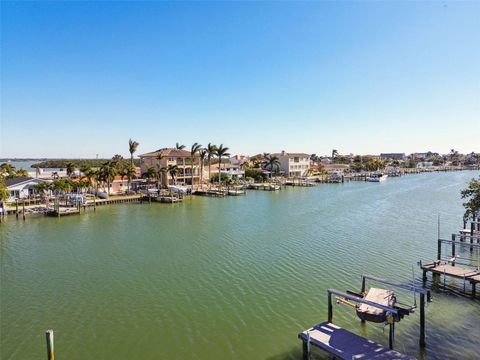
[1,171,479,360]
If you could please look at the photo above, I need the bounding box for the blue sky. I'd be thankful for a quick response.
[1,1,479,158]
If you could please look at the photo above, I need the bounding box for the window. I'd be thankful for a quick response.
[294,157,299,163]
[168,157,174,161]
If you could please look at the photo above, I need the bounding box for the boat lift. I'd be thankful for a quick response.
[299,274,431,360]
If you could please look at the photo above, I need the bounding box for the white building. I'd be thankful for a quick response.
[5,177,51,201]
[273,151,310,177]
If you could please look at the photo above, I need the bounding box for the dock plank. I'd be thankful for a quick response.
[299,322,414,359]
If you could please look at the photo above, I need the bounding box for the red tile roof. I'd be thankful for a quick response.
[139,148,195,158]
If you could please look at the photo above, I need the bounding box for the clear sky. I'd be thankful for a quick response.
[1,1,479,158]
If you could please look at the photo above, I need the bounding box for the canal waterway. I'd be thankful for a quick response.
[1,171,479,359]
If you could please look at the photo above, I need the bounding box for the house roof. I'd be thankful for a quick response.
[273,152,310,157]
[5,177,49,188]
[5,176,34,187]
[139,148,195,158]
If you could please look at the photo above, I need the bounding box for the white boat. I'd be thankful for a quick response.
[167,185,188,194]
[366,174,388,182]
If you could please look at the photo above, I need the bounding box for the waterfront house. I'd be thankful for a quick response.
[97,175,131,195]
[5,176,51,201]
[322,163,350,174]
[272,151,310,177]
[139,148,201,186]
[209,163,245,180]
[380,153,406,160]
[416,161,434,169]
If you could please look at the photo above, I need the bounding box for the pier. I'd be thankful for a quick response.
[420,220,480,298]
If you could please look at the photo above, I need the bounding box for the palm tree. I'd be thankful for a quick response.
[16,169,29,177]
[128,139,139,167]
[66,162,75,178]
[206,143,217,184]
[215,144,230,186]
[84,168,96,192]
[332,149,338,159]
[199,148,207,188]
[0,163,16,178]
[144,166,156,183]
[190,142,202,192]
[123,164,136,192]
[159,167,168,189]
[0,181,10,203]
[33,182,50,198]
[176,142,186,150]
[51,171,59,180]
[156,152,166,188]
[167,164,179,185]
[100,161,117,195]
[79,164,92,177]
[265,154,280,178]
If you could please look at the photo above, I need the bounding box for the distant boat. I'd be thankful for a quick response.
[366,174,388,182]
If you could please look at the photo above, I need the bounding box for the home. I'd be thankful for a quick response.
[139,148,201,186]
[209,163,245,180]
[5,176,51,201]
[380,153,406,160]
[273,151,310,177]
[322,164,350,174]
[416,162,434,169]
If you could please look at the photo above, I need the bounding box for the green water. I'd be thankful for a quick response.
[1,172,479,360]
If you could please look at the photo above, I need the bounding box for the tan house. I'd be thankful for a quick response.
[322,163,350,174]
[273,151,311,177]
[139,148,201,186]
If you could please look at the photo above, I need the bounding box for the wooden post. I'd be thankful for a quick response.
[437,238,441,260]
[327,291,333,323]
[471,223,475,252]
[451,234,456,263]
[46,329,54,360]
[388,323,394,350]
[419,293,426,347]
[361,276,366,293]
[15,199,19,219]
[302,340,308,360]
[22,200,26,220]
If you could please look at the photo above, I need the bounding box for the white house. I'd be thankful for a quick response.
[273,151,310,177]
[5,177,51,201]
[208,163,245,180]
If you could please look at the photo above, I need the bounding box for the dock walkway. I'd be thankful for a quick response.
[298,322,414,360]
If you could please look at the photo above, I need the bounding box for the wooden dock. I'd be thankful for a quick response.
[299,322,414,360]
[420,230,480,297]
[248,183,280,191]
[47,206,80,217]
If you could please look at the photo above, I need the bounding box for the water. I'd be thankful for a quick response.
[1,171,479,360]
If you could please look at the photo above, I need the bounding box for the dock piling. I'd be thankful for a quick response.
[420,293,426,348]
[451,234,456,261]
[45,329,54,360]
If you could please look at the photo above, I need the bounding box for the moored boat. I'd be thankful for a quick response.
[366,173,388,182]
